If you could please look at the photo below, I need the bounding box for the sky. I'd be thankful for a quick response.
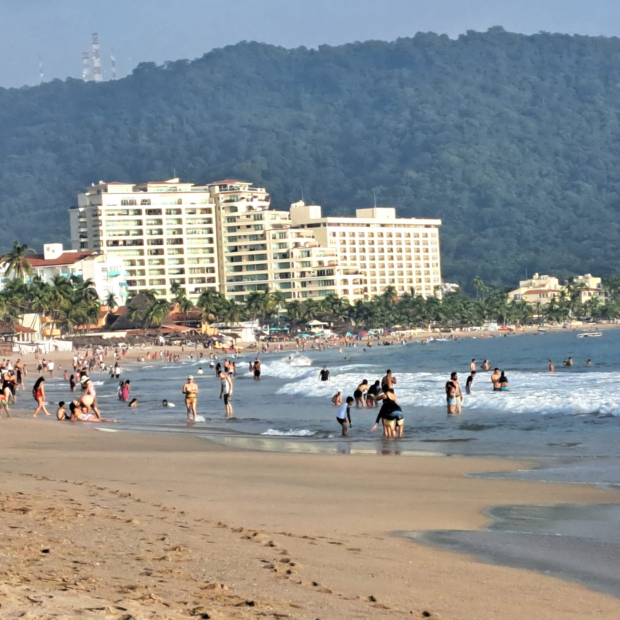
[1,0,619,88]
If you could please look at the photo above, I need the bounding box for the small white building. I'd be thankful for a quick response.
[25,244,127,305]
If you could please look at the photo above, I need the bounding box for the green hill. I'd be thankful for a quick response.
[2,26,620,288]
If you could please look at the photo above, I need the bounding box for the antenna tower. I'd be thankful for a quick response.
[92,33,102,82]
[82,52,91,81]
[38,55,43,84]
[110,48,117,80]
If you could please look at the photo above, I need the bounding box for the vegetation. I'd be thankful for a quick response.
[3,29,620,287]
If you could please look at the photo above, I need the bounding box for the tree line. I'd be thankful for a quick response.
[1,241,619,335]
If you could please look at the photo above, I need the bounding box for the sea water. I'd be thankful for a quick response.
[39,329,620,478]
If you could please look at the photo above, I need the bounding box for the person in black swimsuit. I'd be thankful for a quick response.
[371,389,404,438]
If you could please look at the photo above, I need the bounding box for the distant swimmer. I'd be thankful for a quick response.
[319,366,330,382]
[481,359,491,371]
[491,368,501,391]
[470,359,476,372]
[331,389,343,406]
[466,371,476,395]
[548,360,555,373]
[162,399,169,407]
[182,375,199,421]
[563,357,573,367]
[499,371,509,391]
[336,396,354,436]
[586,359,593,366]
[197,367,204,375]
[128,398,138,408]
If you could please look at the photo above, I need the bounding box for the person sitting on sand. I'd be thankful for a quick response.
[70,401,116,423]
[331,389,343,406]
[336,396,354,436]
[56,401,68,420]
[32,377,51,418]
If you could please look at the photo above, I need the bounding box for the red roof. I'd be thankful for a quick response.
[207,179,250,186]
[27,251,96,267]
[15,325,35,334]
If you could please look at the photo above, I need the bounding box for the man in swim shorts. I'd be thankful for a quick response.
[182,375,199,421]
[491,368,501,391]
[445,372,460,415]
[336,396,354,436]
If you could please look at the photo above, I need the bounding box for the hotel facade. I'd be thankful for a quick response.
[71,179,443,303]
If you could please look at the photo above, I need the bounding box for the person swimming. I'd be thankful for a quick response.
[197,367,204,375]
[128,398,138,408]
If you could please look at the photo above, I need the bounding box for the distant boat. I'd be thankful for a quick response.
[577,332,602,338]
[538,328,547,333]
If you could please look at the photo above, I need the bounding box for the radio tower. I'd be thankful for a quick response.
[110,48,117,80]
[38,55,44,84]
[92,33,102,82]
[82,52,91,81]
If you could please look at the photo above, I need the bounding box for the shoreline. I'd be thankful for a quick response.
[1,419,619,619]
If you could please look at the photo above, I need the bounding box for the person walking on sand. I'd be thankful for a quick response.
[548,359,555,373]
[182,375,199,421]
[32,377,51,417]
[219,370,234,418]
[336,396,354,436]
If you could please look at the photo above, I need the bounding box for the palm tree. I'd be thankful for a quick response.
[144,299,171,328]
[473,276,486,300]
[105,292,118,309]
[0,241,35,280]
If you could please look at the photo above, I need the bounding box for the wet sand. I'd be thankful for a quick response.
[0,418,619,619]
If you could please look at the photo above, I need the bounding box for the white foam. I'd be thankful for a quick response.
[261,429,316,436]
[256,360,377,381]
[279,371,620,416]
[194,414,206,422]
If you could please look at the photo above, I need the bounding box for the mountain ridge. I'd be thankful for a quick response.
[2,28,620,288]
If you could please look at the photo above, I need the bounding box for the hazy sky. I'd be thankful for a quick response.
[1,0,618,88]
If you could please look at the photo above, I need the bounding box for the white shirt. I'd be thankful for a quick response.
[47,362,54,370]
[337,403,349,420]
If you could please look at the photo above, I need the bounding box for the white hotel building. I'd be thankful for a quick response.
[71,178,442,302]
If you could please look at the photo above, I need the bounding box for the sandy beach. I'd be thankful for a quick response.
[0,419,619,619]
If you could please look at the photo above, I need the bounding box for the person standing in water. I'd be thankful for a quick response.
[491,368,501,391]
[481,359,491,371]
[182,375,199,421]
[548,360,555,373]
[32,377,51,417]
[336,396,354,436]
[219,370,234,418]
[381,369,397,392]
[499,371,509,391]
[253,359,261,381]
[470,359,476,372]
[466,371,476,395]
[319,366,330,382]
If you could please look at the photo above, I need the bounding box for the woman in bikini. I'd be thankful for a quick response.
[32,377,51,417]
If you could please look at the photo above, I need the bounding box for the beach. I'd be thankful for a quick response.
[1,419,619,619]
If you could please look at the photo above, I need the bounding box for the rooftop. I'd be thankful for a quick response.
[27,251,96,268]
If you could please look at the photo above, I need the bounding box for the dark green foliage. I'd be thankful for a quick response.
[2,28,620,287]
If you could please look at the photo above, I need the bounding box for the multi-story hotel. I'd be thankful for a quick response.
[71,178,442,302]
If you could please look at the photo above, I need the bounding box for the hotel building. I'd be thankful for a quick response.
[71,178,442,303]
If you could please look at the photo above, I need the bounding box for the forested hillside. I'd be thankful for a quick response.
[2,26,620,287]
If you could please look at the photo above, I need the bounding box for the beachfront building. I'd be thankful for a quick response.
[71,179,218,302]
[508,273,563,305]
[290,202,443,298]
[0,243,126,306]
[571,274,606,304]
[207,180,366,303]
[72,178,442,303]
